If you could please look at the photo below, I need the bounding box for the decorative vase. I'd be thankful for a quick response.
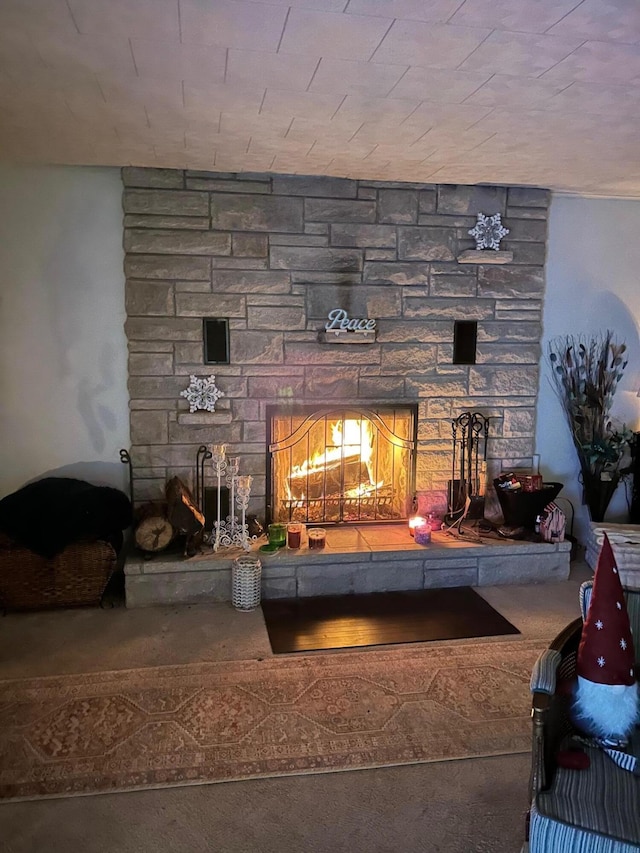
[583,473,621,523]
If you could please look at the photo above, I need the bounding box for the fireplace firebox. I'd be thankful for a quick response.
[267,405,417,525]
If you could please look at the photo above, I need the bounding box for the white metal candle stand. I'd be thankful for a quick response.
[210,446,254,552]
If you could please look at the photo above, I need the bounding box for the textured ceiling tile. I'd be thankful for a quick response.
[279,9,393,61]
[271,153,332,173]
[449,0,581,34]
[542,80,640,115]
[65,99,148,130]
[333,94,421,124]
[284,116,363,141]
[0,28,47,67]
[68,0,179,39]
[131,39,226,85]
[411,126,496,153]
[215,151,278,171]
[327,159,385,178]
[180,0,288,51]
[464,75,569,108]
[252,0,346,8]
[345,0,463,22]
[388,67,490,102]
[350,122,426,145]
[2,0,640,195]
[541,40,640,84]
[404,101,493,132]
[184,82,264,115]
[0,66,103,99]
[372,20,492,67]
[309,138,378,158]
[0,0,78,35]
[309,58,407,96]
[33,32,137,75]
[260,89,345,119]
[98,75,184,109]
[219,112,293,136]
[226,50,318,91]
[547,0,640,44]
[459,31,582,76]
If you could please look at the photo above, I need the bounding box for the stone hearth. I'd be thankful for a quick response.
[125,526,571,608]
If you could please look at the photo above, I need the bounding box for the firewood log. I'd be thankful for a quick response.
[165,477,205,557]
[134,502,175,554]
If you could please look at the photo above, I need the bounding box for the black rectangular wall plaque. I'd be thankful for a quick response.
[203,318,230,364]
[453,320,478,364]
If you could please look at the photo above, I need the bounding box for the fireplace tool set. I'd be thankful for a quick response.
[446,412,490,531]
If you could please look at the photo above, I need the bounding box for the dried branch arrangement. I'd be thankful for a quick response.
[548,330,632,520]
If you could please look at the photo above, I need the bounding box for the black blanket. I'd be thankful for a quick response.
[0,478,132,559]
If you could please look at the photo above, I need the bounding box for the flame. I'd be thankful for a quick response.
[285,419,382,498]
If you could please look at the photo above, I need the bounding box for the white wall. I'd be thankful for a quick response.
[538,194,640,544]
[0,164,129,496]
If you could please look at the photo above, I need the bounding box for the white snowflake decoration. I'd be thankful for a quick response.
[468,212,509,250]
[180,374,224,413]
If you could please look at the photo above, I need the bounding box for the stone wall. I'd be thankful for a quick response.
[123,168,549,518]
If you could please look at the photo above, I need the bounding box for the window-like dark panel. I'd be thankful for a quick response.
[453,320,478,364]
[203,318,230,364]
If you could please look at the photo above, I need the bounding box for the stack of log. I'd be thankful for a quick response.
[134,477,204,557]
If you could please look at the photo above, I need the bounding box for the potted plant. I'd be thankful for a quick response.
[548,330,633,522]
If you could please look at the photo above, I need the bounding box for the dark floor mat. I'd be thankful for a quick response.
[262,586,520,654]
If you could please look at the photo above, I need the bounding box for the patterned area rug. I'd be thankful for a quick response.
[0,639,543,801]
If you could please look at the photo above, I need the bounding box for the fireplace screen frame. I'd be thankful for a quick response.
[266,404,418,526]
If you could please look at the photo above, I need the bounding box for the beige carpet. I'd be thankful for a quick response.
[0,638,543,801]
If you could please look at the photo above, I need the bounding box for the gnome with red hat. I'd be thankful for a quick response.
[573,532,639,747]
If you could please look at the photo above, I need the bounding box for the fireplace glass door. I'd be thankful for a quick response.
[267,406,417,524]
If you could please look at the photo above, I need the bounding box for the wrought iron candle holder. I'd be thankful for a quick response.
[210,443,254,552]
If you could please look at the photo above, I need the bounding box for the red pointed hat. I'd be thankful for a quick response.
[578,533,635,687]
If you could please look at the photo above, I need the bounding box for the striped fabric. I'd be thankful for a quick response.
[530,805,640,853]
[603,747,639,775]
[535,732,640,846]
[530,648,562,695]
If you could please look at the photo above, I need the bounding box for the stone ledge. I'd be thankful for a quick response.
[457,250,513,264]
[124,527,571,607]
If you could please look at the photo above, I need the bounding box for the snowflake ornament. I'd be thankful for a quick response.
[180,374,224,413]
[596,619,604,630]
[597,656,606,668]
[468,212,509,250]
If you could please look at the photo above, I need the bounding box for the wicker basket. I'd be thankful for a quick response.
[0,534,117,611]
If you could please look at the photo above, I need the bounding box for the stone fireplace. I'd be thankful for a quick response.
[123,167,548,527]
[267,404,417,525]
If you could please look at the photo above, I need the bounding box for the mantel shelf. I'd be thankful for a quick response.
[318,329,377,345]
[457,250,513,265]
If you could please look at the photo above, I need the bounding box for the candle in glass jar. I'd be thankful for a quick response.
[268,523,286,548]
[287,522,302,549]
[408,516,427,537]
[308,528,326,550]
[414,524,432,545]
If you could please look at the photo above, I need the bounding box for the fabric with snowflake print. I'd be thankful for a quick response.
[572,532,638,742]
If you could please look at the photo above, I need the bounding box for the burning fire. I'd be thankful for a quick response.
[286,418,381,499]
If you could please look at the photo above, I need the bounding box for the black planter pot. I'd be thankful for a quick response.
[583,474,621,523]
[493,480,563,530]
